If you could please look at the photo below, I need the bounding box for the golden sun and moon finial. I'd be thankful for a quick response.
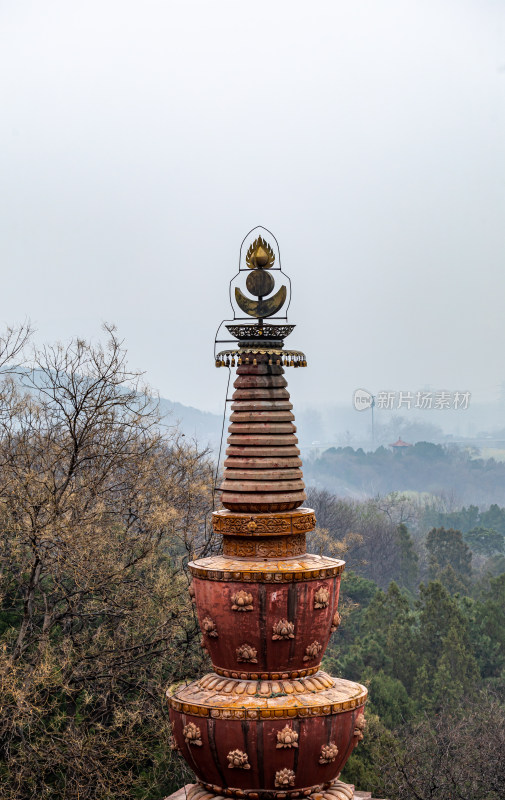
[215,231,307,367]
[235,236,287,319]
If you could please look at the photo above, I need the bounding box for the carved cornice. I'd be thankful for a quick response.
[212,507,316,537]
[189,553,345,584]
[167,675,367,720]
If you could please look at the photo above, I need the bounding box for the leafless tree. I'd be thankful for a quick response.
[377,692,505,800]
[0,325,216,799]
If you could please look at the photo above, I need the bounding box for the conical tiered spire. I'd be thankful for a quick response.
[221,356,305,512]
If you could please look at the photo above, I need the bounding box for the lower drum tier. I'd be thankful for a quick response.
[189,554,345,677]
[168,673,367,798]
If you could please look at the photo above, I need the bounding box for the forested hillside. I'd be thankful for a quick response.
[305,443,505,506]
[306,488,505,798]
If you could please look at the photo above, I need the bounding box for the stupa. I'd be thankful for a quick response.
[168,229,367,800]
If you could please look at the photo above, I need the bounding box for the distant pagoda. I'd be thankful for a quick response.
[389,437,412,451]
[168,229,367,800]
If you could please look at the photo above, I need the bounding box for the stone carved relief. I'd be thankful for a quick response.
[303,641,322,661]
[227,749,251,769]
[223,539,255,557]
[211,709,247,720]
[253,517,291,533]
[319,743,338,763]
[354,713,366,741]
[201,616,218,637]
[276,725,298,748]
[236,643,258,663]
[258,535,305,557]
[275,768,296,788]
[292,513,316,532]
[231,590,254,611]
[272,619,295,640]
[183,722,203,747]
[330,611,341,633]
[213,514,291,535]
[314,586,330,609]
[224,534,305,559]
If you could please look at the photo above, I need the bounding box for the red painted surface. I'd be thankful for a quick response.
[193,576,341,676]
[169,705,366,793]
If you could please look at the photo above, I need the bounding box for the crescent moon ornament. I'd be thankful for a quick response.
[235,285,287,318]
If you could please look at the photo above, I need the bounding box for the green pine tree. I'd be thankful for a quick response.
[432,620,480,709]
[414,581,477,705]
[426,527,472,586]
[395,523,419,592]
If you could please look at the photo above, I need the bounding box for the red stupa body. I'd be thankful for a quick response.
[168,233,367,800]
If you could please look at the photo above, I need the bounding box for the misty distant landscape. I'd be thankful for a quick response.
[304,443,505,506]
[169,395,505,507]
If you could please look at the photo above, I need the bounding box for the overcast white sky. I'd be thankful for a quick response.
[1,1,504,413]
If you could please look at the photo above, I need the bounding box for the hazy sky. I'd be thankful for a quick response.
[1,1,504,413]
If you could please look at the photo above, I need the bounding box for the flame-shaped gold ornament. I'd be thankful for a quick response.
[245,236,275,270]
